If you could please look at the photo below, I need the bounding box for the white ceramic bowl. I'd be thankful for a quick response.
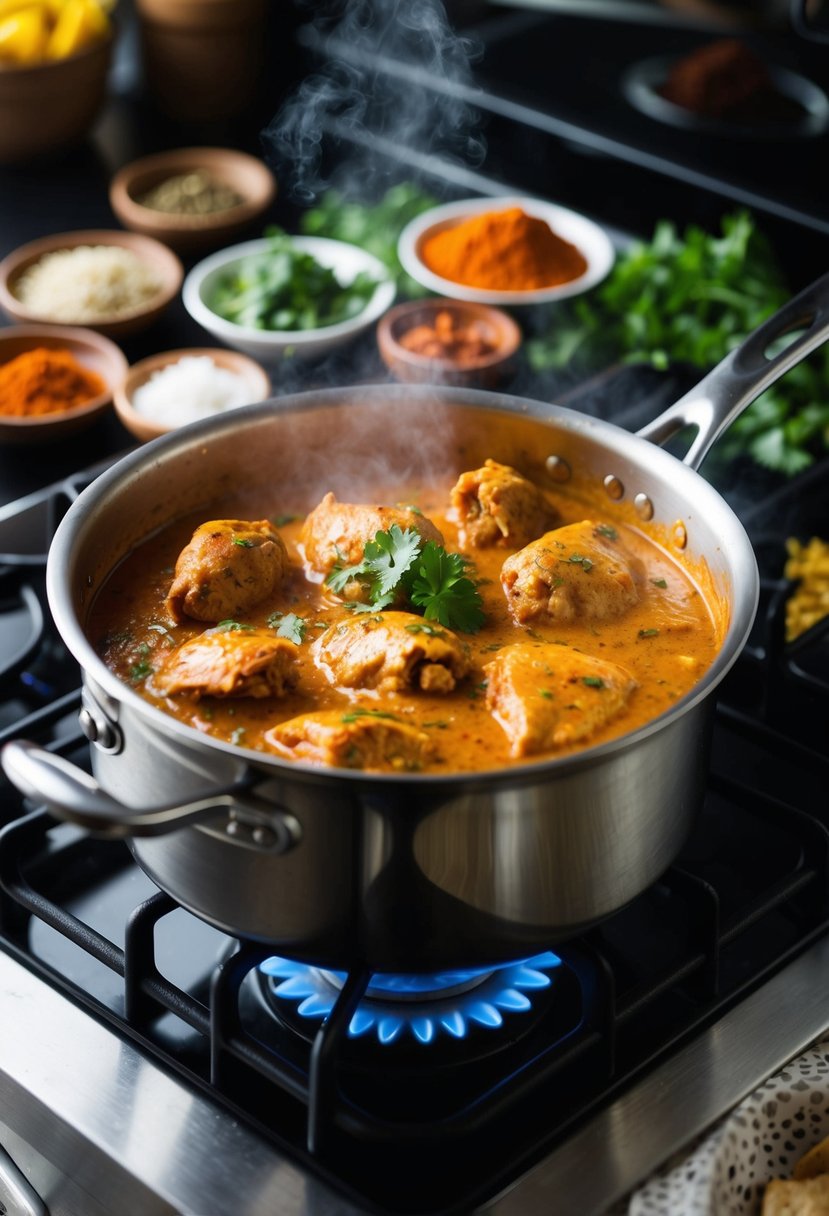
[398,196,615,306]
[182,236,396,361]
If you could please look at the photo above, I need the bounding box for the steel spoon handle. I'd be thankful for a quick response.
[637,270,829,470]
[0,739,300,852]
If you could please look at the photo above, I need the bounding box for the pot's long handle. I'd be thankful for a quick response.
[0,740,300,853]
[636,271,829,470]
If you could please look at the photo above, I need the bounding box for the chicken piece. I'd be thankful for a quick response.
[300,493,443,577]
[166,520,287,624]
[484,643,637,757]
[450,459,559,549]
[153,630,298,700]
[265,710,435,772]
[501,520,641,625]
[314,611,470,694]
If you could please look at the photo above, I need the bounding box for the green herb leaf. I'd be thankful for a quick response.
[272,513,300,527]
[275,613,305,645]
[212,620,256,633]
[327,526,485,633]
[130,660,154,683]
[341,709,403,723]
[638,628,660,638]
[650,578,668,589]
[209,226,383,332]
[408,542,485,633]
[594,524,618,540]
[299,182,438,295]
[404,622,446,637]
[232,537,254,547]
[582,676,606,688]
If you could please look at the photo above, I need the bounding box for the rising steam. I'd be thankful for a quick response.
[263,0,486,202]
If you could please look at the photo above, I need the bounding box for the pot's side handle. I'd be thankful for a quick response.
[636,271,829,471]
[0,740,301,854]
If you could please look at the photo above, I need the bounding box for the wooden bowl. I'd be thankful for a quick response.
[0,324,128,444]
[0,32,113,165]
[113,346,271,442]
[0,230,183,339]
[376,299,522,388]
[109,147,277,254]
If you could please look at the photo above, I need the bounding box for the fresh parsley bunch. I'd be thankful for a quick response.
[527,210,829,475]
[326,524,485,633]
[300,183,438,297]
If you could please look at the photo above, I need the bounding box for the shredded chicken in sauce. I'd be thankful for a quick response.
[92,462,721,774]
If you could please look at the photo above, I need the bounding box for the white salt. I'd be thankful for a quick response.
[131,356,256,426]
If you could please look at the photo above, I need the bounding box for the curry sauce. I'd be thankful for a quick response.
[90,468,722,775]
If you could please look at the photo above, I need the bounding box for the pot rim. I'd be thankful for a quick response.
[48,383,759,789]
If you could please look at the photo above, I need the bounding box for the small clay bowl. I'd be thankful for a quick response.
[376,298,522,388]
[109,147,277,254]
[0,31,113,165]
[0,230,184,339]
[113,346,271,442]
[0,324,128,444]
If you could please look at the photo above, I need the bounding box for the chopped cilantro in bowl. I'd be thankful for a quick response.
[182,230,396,361]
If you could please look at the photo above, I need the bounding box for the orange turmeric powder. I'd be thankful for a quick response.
[0,347,106,417]
[421,207,588,292]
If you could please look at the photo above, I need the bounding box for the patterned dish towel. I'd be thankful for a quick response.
[628,1039,829,1215]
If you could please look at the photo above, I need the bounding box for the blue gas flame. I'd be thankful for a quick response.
[260,952,561,1045]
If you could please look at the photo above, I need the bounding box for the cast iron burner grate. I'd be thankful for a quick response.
[0,457,828,1214]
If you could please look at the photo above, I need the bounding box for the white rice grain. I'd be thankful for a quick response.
[15,245,162,323]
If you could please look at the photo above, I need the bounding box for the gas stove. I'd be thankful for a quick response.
[2,6,829,1214]
[1,392,828,1216]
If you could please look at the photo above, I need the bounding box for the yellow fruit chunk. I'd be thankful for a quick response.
[46,0,84,56]
[46,0,106,58]
[78,0,108,38]
[0,6,47,63]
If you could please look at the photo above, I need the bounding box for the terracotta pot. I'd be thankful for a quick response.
[0,33,113,164]
[135,0,266,123]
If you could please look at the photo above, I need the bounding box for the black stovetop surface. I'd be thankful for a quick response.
[1,382,827,1215]
[1,8,829,1213]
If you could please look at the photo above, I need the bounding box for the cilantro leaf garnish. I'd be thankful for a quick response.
[404,622,446,637]
[274,613,306,645]
[408,542,485,633]
[582,676,606,688]
[325,524,420,604]
[341,708,403,723]
[326,527,485,632]
[212,620,256,633]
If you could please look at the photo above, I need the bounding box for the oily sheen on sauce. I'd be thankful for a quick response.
[90,470,720,775]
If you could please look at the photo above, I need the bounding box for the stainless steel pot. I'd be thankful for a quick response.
[4,274,829,971]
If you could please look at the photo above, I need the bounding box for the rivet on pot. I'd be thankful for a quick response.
[634,492,654,521]
[603,474,624,500]
[545,455,571,483]
[78,704,121,754]
[673,521,688,550]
